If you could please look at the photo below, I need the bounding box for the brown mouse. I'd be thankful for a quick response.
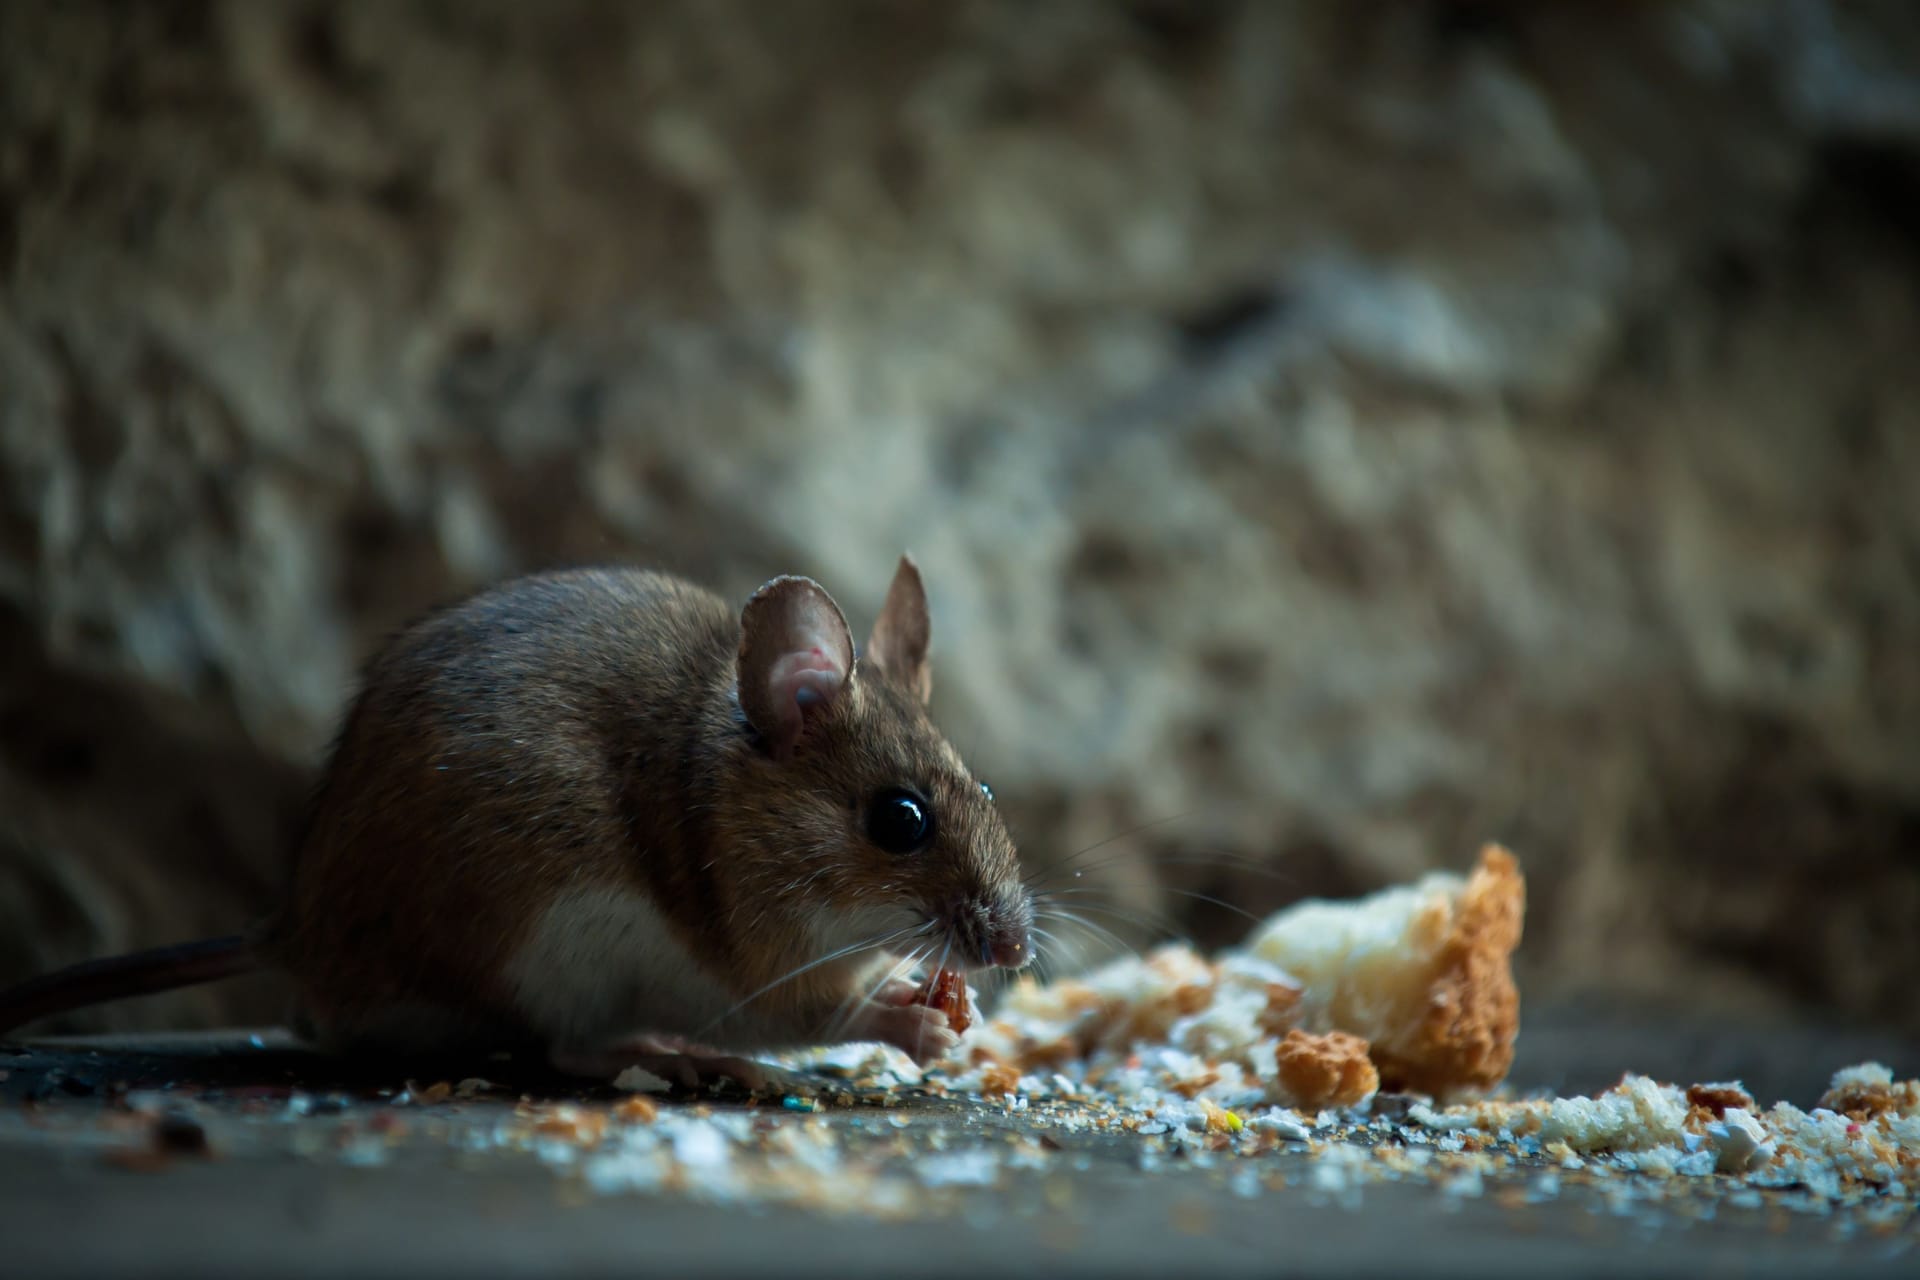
[0,555,1034,1089]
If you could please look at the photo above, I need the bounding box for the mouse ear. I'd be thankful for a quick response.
[738,575,855,758]
[865,554,932,704]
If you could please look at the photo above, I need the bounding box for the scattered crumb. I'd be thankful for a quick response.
[1250,1108,1313,1142]
[1273,1030,1379,1109]
[612,1095,659,1124]
[1819,1064,1919,1121]
[1706,1108,1773,1174]
[1686,1082,1756,1118]
[1411,1074,1688,1152]
[978,1063,1021,1099]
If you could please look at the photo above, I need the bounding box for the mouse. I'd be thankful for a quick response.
[0,555,1035,1091]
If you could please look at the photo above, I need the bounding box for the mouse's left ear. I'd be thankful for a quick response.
[738,576,855,759]
[865,554,932,704]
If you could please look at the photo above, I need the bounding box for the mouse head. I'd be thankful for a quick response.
[729,555,1032,975]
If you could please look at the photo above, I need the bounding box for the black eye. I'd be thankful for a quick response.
[979,781,994,803]
[868,788,933,854]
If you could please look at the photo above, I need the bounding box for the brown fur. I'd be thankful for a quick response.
[3,558,1030,1059]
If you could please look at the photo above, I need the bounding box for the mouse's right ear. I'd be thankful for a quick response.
[738,576,855,759]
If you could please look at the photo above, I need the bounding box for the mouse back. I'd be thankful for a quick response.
[272,568,740,1049]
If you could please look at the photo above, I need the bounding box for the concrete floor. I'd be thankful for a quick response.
[3,1010,1916,1279]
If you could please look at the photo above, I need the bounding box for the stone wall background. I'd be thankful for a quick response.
[2,0,1917,1034]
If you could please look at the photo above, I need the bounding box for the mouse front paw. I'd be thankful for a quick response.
[873,977,922,1007]
[846,1001,960,1066]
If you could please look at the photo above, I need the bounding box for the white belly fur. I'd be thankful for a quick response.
[506,887,739,1050]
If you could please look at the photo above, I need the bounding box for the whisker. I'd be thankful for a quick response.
[1028,923,1087,976]
[1036,877,1268,928]
[1032,891,1196,942]
[820,952,890,1045]
[1033,907,1146,964]
[695,921,931,1040]
[824,944,925,1045]
[1023,933,1055,989]
[1146,886,1267,926]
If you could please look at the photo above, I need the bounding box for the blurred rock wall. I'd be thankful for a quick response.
[2,0,1917,1032]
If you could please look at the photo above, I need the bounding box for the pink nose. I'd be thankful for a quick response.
[989,933,1031,970]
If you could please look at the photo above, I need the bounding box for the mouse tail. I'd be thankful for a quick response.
[0,935,265,1036]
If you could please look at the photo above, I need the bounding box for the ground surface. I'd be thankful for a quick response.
[3,1011,1916,1279]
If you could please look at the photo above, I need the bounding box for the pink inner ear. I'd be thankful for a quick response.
[738,575,855,756]
[765,642,847,747]
[772,646,845,709]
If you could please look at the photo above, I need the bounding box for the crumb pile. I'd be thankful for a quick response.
[929,845,1526,1110]
[21,844,1916,1240]
[764,843,1916,1226]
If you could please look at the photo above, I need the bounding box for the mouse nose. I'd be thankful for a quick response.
[984,896,1034,970]
[987,930,1031,970]
[953,893,1034,971]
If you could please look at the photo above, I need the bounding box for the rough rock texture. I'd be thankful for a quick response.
[2,1,1918,1033]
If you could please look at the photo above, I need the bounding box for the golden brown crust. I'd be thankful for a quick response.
[1685,1083,1756,1120]
[1368,844,1525,1097]
[1275,1028,1379,1109]
[1818,1076,1920,1121]
[978,1061,1022,1098]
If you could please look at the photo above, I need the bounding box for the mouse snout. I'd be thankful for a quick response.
[946,888,1034,972]
[985,922,1032,971]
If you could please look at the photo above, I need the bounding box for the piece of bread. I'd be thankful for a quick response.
[1243,844,1524,1096]
[1818,1063,1920,1120]
[957,845,1524,1107]
[1272,1029,1380,1109]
